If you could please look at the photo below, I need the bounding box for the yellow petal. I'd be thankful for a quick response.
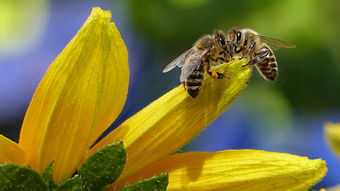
[115,150,327,191]
[90,59,251,179]
[19,7,128,184]
[0,135,28,165]
[324,123,340,158]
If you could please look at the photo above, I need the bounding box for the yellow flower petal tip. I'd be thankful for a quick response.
[19,7,128,184]
[0,135,28,166]
[90,59,252,179]
[324,123,340,158]
[115,150,327,191]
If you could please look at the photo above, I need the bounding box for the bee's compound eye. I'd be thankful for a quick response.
[218,38,225,46]
[236,31,242,42]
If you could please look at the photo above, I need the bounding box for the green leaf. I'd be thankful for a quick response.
[0,163,47,191]
[78,142,126,191]
[56,175,83,191]
[117,174,168,191]
[42,161,56,190]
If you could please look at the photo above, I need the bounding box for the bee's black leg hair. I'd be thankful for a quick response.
[240,41,256,59]
[242,49,269,67]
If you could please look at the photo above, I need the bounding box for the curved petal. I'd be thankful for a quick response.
[114,150,327,191]
[90,59,251,179]
[19,7,128,184]
[324,123,340,158]
[0,135,28,165]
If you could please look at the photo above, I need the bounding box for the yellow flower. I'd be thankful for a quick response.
[0,7,326,190]
[324,123,340,158]
[324,123,340,190]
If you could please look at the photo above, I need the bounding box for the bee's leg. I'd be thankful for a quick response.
[206,59,229,79]
[212,55,228,65]
[218,51,230,63]
[242,49,270,67]
[240,41,256,59]
[227,41,234,58]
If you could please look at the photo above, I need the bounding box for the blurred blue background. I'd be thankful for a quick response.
[1,0,339,188]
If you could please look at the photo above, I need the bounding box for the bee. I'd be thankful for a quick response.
[226,28,295,81]
[162,30,230,98]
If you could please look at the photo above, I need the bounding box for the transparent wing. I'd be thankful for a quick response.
[179,49,208,82]
[259,35,296,49]
[162,48,195,73]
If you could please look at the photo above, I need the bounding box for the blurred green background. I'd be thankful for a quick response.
[1,0,340,188]
[127,0,340,109]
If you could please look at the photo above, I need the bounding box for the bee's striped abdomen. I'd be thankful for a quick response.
[255,46,278,82]
[184,65,204,98]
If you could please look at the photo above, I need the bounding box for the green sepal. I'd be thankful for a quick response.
[78,142,126,191]
[0,163,47,191]
[42,161,57,190]
[56,175,83,191]
[117,174,169,191]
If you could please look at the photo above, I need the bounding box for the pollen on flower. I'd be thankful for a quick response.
[211,71,219,78]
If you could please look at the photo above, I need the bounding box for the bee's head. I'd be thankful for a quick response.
[213,30,226,48]
[227,28,243,56]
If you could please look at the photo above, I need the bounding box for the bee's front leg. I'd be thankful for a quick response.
[240,41,256,59]
[242,49,270,67]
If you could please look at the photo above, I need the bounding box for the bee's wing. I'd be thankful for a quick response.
[179,49,208,82]
[162,48,195,73]
[259,35,296,49]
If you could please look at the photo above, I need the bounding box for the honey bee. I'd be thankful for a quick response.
[163,30,230,98]
[226,28,295,81]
